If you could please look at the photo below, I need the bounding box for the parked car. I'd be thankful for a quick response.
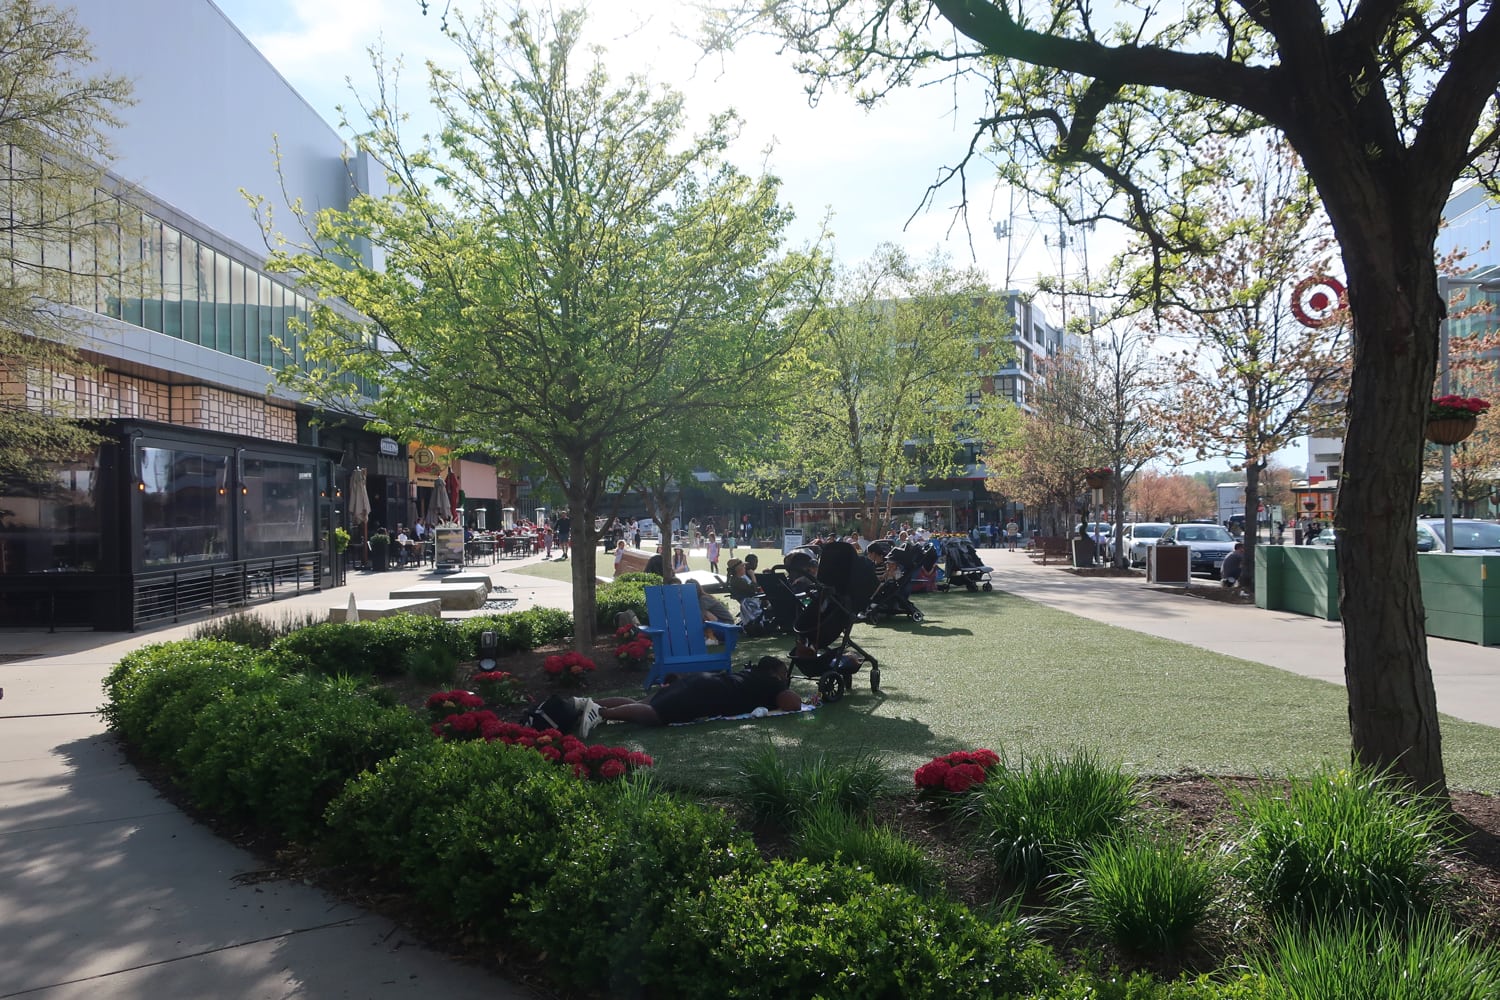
[1309,528,1337,546]
[1416,518,1500,554]
[1156,523,1236,578]
[1124,522,1171,567]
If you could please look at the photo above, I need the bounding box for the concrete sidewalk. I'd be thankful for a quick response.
[986,549,1500,730]
[0,555,568,1000]
[3,548,1495,998]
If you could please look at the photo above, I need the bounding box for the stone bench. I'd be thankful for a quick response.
[436,571,494,590]
[329,598,441,622]
[389,581,490,611]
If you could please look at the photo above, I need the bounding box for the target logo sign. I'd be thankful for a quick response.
[1291,275,1347,328]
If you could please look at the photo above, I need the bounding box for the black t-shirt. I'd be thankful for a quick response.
[648,670,785,724]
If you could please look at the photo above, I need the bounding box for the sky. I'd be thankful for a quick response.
[211,0,1280,472]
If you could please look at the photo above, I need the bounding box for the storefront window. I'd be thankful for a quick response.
[139,445,230,567]
[241,455,316,558]
[0,450,102,574]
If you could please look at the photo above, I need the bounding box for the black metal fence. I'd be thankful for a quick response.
[131,553,323,630]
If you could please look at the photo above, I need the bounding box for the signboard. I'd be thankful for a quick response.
[379,437,400,457]
[782,528,804,555]
[435,526,465,569]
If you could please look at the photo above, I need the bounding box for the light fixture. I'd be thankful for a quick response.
[478,629,498,670]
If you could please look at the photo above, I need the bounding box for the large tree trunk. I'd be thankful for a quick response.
[1333,230,1447,796]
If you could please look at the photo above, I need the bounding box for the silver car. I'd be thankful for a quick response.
[1124,522,1171,567]
[1416,518,1500,554]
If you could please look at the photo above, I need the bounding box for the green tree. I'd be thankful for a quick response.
[0,0,134,490]
[736,244,1011,536]
[261,5,819,648]
[728,0,1500,795]
[1144,141,1352,589]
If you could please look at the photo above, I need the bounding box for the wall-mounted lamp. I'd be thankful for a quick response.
[137,481,145,492]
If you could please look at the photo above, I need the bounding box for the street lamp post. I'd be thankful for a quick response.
[1439,267,1500,550]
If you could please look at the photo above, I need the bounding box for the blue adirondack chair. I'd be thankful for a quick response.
[640,584,742,689]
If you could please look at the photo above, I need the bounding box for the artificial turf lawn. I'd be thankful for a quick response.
[584,589,1500,795]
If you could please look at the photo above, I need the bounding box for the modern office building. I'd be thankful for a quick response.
[0,0,500,629]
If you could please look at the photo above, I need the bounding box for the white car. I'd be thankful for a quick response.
[1124,522,1171,567]
[1416,518,1500,554]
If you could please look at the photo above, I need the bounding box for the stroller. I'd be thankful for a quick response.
[860,541,933,625]
[752,546,822,635]
[938,537,995,592]
[788,540,881,702]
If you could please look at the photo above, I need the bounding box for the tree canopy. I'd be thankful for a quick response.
[262,4,821,646]
[734,243,1011,536]
[727,0,1500,795]
[0,0,134,491]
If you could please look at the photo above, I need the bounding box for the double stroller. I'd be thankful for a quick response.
[787,540,881,701]
[937,537,995,592]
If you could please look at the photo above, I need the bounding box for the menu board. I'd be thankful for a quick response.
[435,526,466,568]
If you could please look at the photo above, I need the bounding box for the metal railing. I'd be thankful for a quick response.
[131,553,323,629]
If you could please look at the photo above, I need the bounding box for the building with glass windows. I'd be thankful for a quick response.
[0,0,483,629]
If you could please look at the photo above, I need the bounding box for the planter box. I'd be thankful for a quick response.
[1256,544,1500,643]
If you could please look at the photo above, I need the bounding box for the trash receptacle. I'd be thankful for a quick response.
[1071,538,1097,568]
[1148,544,1190,585]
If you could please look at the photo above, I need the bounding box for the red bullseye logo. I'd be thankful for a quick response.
[1291,275,1347,328]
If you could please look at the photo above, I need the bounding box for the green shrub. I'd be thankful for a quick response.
[1228,763,1455,925]
[191,609,326,649]
[792,801,944,897]
[456,607,574,655]
[101,640,279,760]
[401,645,458,687]
[1252,914,1500,999]
[961,747,1140,890]
[264,621,372,675]
[737,743,889,827]
[642,858,1059,999]
[517,777,759,992]
[324,739,560,876]
[172,673,425,842]
[326,737,605,938]
[1061,828,1219,958]
[1032,970,1270,999]
[596,579,650,630]
[614,572,663,585]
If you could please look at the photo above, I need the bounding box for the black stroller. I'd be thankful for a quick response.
[860,541,932,625]
[789,540,881,702]
[753,546,822,634]
[938,537,995,592]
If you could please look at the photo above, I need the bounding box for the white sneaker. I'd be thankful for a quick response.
[574,697,604,739]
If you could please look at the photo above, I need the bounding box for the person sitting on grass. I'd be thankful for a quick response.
[595,656,802,726]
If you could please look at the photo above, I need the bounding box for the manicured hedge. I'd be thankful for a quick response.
[642,858,1059,999]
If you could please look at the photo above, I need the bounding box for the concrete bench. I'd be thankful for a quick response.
[329,598,441,622]
[388,581,490,611]
[437,571,494,590]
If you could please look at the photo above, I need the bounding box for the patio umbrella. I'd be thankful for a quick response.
[349,467,371,526]
[430,478,451,524]
[445,467,461,522]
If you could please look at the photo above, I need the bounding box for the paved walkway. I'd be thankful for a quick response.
[0,556,565,1000]
[1,549,1495,998]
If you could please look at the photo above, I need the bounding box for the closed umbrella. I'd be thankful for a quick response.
[349,468,371,526]
[430,478,451,524]
[445,467,461,523]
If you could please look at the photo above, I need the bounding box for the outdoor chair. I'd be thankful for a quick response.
[640,584,741,690]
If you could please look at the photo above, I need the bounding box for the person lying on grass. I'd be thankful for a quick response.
[597,656,802,726]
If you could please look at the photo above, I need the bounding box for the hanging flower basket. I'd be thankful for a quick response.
[1426,416,1477,445]
[1427,395,1488,444]
[1083,467,1112,490]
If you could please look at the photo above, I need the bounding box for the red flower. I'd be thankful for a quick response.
[943,763,987,793]
[1431,394,1491,419]
[598,759,627,780]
